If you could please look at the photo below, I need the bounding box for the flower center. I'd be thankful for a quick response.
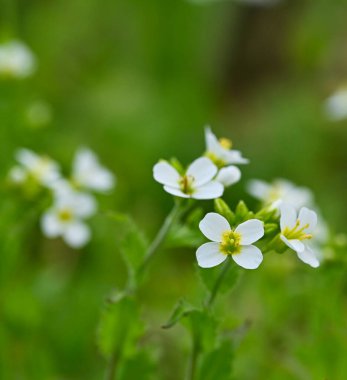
[205,152,226,169]
[220,230,241,255]
[283,220,312,241]
[58,208,73,222]
[219,137,232,149]
[179,175,195,195]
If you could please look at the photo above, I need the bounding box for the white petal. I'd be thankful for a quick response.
[297,247,320,268]
[153,162,180,188]
[280,203,297,231]
[216,166,241,187]
[196,242,227,268]
[199,212,230,242]
[9,166,26,183]
[247,179,270,200]
[298,207,317,233]
[204,126,221,155]
[71,193,97,218]
[163,185,190,198]
[16,148,38,169]
[280,235,305,253]
[63,222,90,248]
[193,181,224,200]
[232,245,263,269]
[222,150,249,165]
[41,212,63,237]
[235,219,264,245]
[186,157,217,187]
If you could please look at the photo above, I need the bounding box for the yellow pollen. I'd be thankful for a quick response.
[58,208,73,222]
[219,137,232,149]
[179,174,195,195]
[220,230,241,255]
[283,221,312,241]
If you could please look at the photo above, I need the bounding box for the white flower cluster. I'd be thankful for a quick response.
[9,147,115,248]
[0,40,36,79]
[153,126,247,200]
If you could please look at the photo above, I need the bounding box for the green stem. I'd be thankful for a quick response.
[137,200,183,276]
[205,258,232,309]
[185,338,199,380]
[105,349,120,380]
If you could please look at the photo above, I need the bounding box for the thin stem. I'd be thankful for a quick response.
[137,200,183,276]
[105,349,119,380]
[205,258,232,309]
[185,338,199,380]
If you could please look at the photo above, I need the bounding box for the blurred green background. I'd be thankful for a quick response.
[1,0,347,379]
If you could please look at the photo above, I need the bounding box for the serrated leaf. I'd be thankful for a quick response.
[97,293,144,360]
[162,299,196,329]
[165,223,204,249]
[197,340,234,380]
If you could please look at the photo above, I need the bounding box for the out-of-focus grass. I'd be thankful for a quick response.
[1,0,347,378]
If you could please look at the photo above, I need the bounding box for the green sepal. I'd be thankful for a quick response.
[170,157,185,175]
[214,198,235,225]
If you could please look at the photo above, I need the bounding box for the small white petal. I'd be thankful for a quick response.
[16,148,38,169]
[232,245,263,269]
[186,157,217,187]
[196,242,227,268]
[297,247,320,268]
[163,185,190,198]
[204,126,221,155]
[235,219,264,245]
[247,179,270,200]
[280,235,305,253]
[9,166,26,183]
[222,150,249,165]
[216,166,241,187]
[63,222,90,248]
[193,181,224,200]
[71,193,97,218]
[280,203,297,230]
[298,207,317,233]
[199,212,230,242]
[153,162,180,188]
[41,212,63,237]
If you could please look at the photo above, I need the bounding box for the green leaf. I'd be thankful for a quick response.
[118,350,156,380]
[162,299,196,329]
[165,223,204,249]
[97,292,144,360]
[197,340,234,380]
[197,260,239,296]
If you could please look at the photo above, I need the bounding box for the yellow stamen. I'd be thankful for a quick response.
[58,208,73,222]
[220,230,241,255]
[283,221,312,241]
[219,137,232,149]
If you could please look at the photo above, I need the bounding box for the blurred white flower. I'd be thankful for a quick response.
[72,148,115,192]
[196,212,264,269]
[280,203,320,268]
[153,157,224,199]
[215,165,241,187]
[204,126,249,167]
[41,190,97,248]
[0,40,36,79]
[325,89,347,121]
[247,178,313,210]
[10,148,61,187]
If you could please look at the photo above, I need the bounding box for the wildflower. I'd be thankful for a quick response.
[41,190,97,248]
[72,148,115,192]
[204,126,249,168]
[247,178,313,210]
[9,148,60,187]
[325,89,347,121]
[153,157,224,199]
[280,203,320,268]
[215,166,241,188]
[0,40,36,79]
[196,212,264,269]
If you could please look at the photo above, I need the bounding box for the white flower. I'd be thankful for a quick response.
[41,190,96,248]
[247,178,313,210]
[72,148,115,192]
[153,157,224,199]
[325,89,347,121]
[196,213,264,269]
[204,126,249,167]
[0,40,36,79]
[280,203,320,268]
[215,166,241,187]
[10,148,61,186]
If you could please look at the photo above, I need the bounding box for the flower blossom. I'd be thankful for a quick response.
[247,178,313,210]
[41,187,96,248]
[0,40,36,79]
[72,148,115,192]
[324,88,347,121]
[153,157,224,199]
[196,212,264,269]
[280,203,320,268]
[9,148,61,187]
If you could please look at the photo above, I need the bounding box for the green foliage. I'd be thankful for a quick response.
[197,340,234,380]
[118,350,156,380]
[214,198,235,225]
[162,298,196,329]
